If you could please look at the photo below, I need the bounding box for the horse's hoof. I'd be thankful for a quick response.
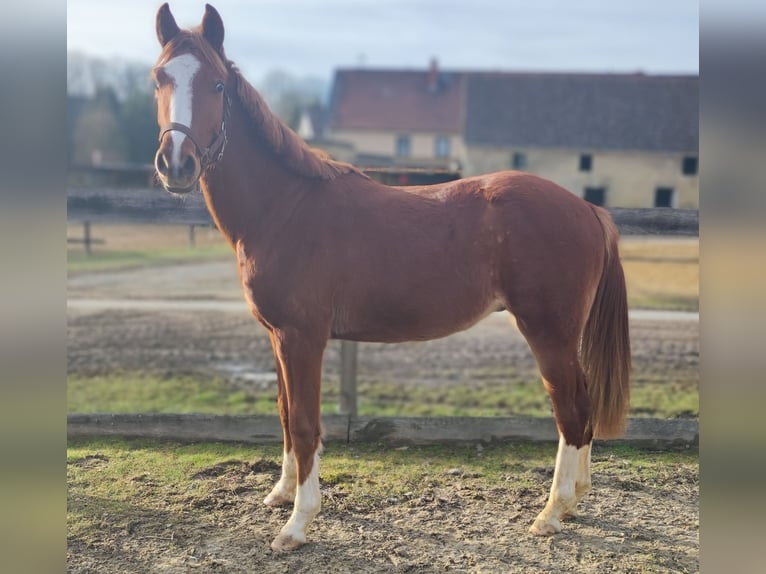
[562,507,579,519]
[529,517,561,536]
[263,492,294,507]
[271,533,305,552]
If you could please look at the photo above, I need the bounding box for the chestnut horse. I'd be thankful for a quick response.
[152,4,630,552]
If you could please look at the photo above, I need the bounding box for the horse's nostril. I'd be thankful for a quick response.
[156,151,170,175]
[182,155,196,176]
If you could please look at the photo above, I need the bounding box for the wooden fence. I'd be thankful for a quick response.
[67,413,698,448]
[67,220,105,255]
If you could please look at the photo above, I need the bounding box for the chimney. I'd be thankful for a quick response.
[428,57,439,93]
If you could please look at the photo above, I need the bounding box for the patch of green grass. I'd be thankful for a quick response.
[67,244,231,274]
[628,293,699,312]
[68,375,342,415]
[316,441,560,499]
[68,438,270,540]
[629,381,698,418]
[67,375,271,414]
[69,374,698,419]
[353,379,554,417]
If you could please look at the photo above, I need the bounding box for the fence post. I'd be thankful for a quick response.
[188,224,196,248]
[339,340,358,417]
[83,220,92,255]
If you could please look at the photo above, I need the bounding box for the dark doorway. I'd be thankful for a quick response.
[583,186,606,206]
[655,187,674,208]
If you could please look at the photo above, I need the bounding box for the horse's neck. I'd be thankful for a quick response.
[199,103,306,247]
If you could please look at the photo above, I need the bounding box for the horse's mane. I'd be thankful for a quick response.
[157,30,361,181]
[228,64,362,180]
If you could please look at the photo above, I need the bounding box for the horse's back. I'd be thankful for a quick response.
[407,170,608,276]
[400,169,611,333]
[320,170,608,342]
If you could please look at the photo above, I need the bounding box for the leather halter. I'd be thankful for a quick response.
[158,93,230,188]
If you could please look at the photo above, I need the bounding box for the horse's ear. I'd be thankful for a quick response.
[201,4,225,53]
[156,3,180,47]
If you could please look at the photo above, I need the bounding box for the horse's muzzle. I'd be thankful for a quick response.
[154,146,201,194]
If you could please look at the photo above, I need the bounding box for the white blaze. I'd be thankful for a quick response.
[163,53,200,167]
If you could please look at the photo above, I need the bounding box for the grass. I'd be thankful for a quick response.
[67,373,698,419]
[67,222,231,273]
[68,438,259,542]
[67,244,231,273]
[67,375,271,415]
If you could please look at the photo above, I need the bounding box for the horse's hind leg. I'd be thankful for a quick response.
[515,324,593,535]
[571,441,592,512]
[532,357,593,535]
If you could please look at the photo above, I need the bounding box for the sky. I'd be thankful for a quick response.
[67,0,699,82]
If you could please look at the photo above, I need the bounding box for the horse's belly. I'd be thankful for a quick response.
[331,292,503,343]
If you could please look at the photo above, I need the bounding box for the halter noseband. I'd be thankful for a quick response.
[158,93,230,188]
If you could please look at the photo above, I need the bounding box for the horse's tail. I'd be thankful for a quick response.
[581,207,631,439]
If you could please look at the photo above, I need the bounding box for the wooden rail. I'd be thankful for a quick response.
[66,220,105,255]
[67,413,699,448]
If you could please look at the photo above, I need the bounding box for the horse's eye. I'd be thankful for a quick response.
[215,82,224,93]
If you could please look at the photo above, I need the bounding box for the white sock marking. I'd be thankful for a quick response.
[264,449,297,504]
[279,451,321,542]
[549,434,578,505]
[532,434,587,533]
[576,441,592,498]
[163,53,200,168]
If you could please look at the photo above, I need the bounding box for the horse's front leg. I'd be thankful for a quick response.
[263,333,297,507]
[268,327,326,552]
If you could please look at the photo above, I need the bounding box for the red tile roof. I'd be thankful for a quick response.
[328,67,464,133]
[327,66,698,153]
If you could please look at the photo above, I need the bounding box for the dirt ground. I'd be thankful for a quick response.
[68,447,698,574]
[67,260,699,573]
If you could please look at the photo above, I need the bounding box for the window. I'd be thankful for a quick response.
[682,156,698,176]
[655,187,674,208]
[511,152,527,170]
[395,135,411,157]
[434,136,450,158]
[579,154,593,172]
[583,187,606,206]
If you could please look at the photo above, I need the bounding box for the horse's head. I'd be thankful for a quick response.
[153,3,230,194]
